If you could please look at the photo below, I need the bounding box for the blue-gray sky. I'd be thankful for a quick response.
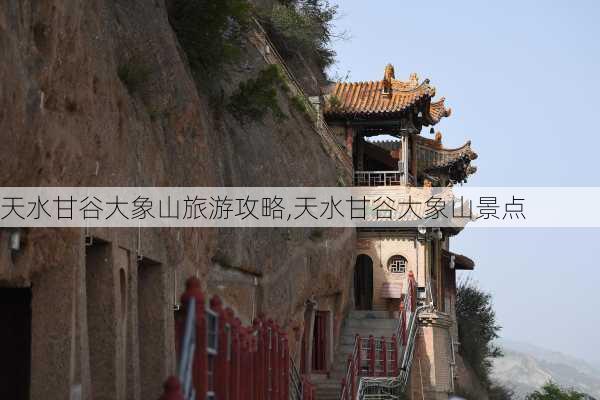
[330,0,600,363]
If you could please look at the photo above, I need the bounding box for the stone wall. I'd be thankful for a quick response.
[0,1,354,399]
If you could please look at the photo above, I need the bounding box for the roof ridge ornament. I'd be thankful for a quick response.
[409,72,419,86]
[382,63,395,96]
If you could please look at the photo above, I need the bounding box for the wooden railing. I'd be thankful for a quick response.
[159,277,313,400]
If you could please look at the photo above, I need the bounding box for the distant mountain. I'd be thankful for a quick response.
[491,339,600,400]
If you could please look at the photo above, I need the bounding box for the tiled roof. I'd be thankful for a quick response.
[324,64,449,125]
[417,136,477,171]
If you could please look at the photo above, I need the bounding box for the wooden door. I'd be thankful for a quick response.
[354,255,373,310]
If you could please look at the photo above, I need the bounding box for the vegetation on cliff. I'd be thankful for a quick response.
[456,279,514,399]
[168,0,251,74]
[457,279,503,385]
[227,65,287,122]
[262,0,340,69]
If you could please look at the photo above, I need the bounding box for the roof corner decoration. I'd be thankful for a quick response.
[417,136,478,184]
[426,97,452,125]
[442,250,475,270]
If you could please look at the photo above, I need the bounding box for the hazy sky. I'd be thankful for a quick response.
[330,0,600,363]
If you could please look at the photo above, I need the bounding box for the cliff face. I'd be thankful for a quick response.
[0,0,354,329]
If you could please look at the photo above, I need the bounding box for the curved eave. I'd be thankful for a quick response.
[424,97,452,126]
[442,249,476,270]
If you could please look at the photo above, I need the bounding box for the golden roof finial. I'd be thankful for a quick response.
[435,131,443,145]
[384,63,395,81]
[382,64,395,95]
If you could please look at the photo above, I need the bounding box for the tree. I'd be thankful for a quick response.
[456,279,502,385]
[488,383,515,400]
[526,381,586,400]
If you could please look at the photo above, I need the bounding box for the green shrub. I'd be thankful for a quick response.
[489,383,516,400]
[526,381,586,400]
[117,61,150,94]
[264,0,339,69]
[228,65,287,122]
[291,95,313,119]
[168,0,251,74]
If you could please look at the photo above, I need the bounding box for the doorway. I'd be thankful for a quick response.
[0,287,32,400]
[354,254,373,310]
[311,311,329,372]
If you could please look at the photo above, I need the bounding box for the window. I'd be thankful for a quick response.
[387,255,407,274]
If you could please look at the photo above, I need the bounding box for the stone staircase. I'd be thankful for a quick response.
[313,310,398,400]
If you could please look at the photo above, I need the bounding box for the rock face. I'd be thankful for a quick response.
[0,2,354,399]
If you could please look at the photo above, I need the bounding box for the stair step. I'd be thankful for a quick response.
[345,318,398,329]
[313,310,401,399]
[348,310,391,319]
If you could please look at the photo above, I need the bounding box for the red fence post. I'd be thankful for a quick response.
[391,335,399,376]
[282,334,289,400]
[250,328,259,400]
[368,335,375,376]
[180,277,207,399]
[158,376,184,400]
[253,317,264,400]
[381,336,387,376]
[228,310,243,399]
[273,323,279,400]
[240,327,251,400]
[210,295,227,400]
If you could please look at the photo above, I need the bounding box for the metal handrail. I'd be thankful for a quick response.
[178,298,197,400]
[249,18,352,172]
[344,272,432,400]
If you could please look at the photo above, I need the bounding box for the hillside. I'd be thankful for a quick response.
[491,340,600,399]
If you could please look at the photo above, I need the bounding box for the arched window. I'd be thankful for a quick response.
[387,255,407,274]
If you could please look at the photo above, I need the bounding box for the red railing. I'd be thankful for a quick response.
[160,277,312,400]
[339,335,399,400]
[339,271,418,400]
